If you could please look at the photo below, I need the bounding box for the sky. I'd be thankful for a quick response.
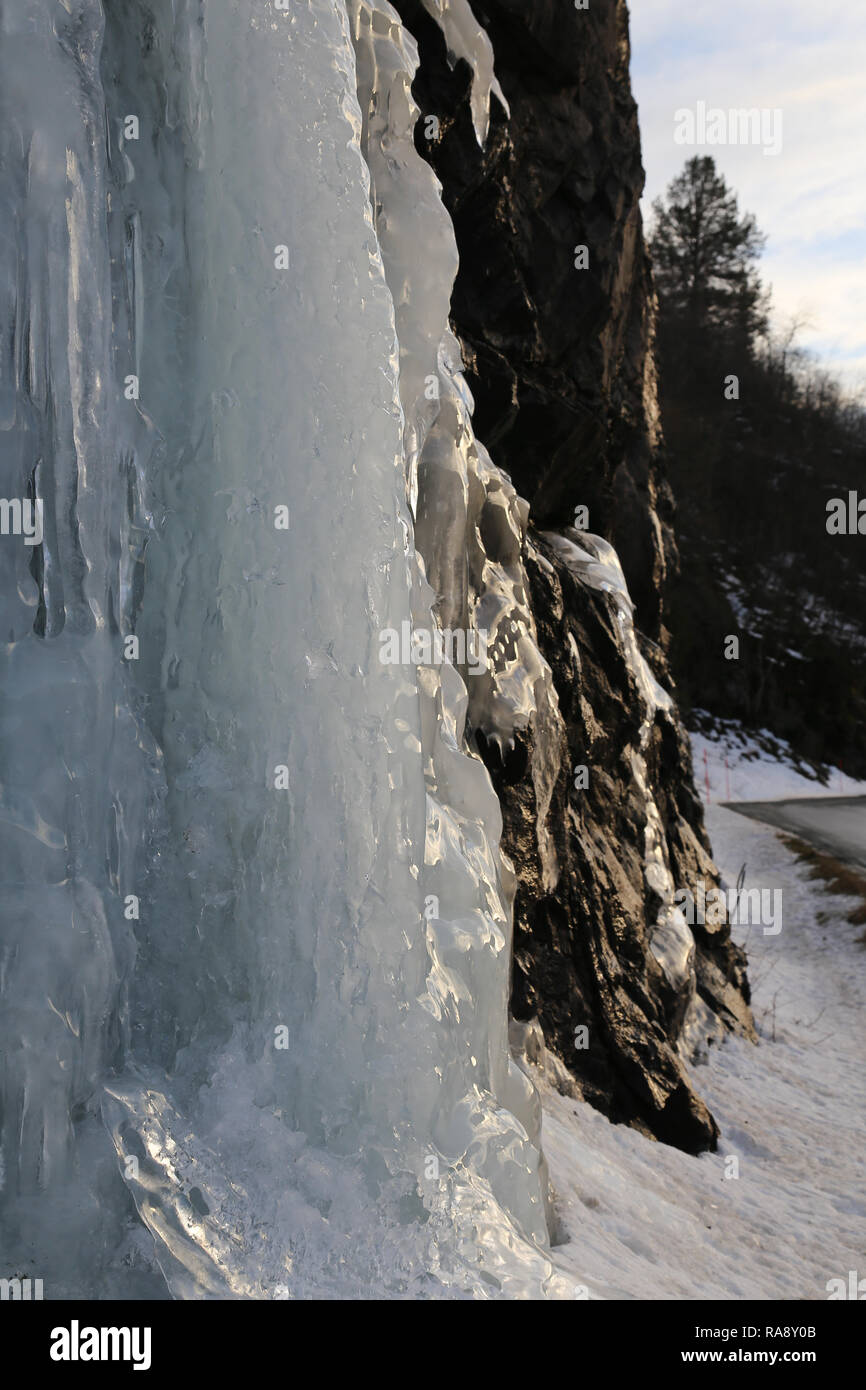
[628,0,866,391]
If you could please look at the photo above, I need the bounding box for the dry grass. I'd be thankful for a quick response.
[780,834,866,941]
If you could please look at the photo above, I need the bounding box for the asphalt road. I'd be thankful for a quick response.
[723,796,866,873]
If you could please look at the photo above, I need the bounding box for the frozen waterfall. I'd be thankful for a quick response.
[0,0,575,1298]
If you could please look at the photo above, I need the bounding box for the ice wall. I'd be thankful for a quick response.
[0,0,158,1288]
[0,0,572,1299]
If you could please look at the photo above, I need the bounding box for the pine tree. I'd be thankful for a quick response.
[649,156,768,355]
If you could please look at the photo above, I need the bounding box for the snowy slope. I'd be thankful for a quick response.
[543,802,866,1300]
[690,716,866,803]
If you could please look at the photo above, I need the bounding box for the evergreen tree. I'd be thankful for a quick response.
[649,156,768,356]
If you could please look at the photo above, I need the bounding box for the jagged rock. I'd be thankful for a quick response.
[395,0,676,639]
[395,0,755,1152]
[499,534,753,1153]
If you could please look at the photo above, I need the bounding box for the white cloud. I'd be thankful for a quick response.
[630,0,866,387]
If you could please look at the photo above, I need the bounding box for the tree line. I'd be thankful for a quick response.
[648,156,866,776]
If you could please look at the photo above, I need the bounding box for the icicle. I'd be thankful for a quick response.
[420,0,509,144]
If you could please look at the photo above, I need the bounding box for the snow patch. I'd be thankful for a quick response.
[690,714,866,803]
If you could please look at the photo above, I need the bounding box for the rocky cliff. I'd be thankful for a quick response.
[394,0,755,1153]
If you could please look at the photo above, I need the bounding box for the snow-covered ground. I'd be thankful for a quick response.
[690,716,866,803]
[543,802,866,1299]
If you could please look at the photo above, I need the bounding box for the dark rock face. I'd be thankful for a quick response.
[395,0,676,640]
[505,534,754,1153]
[395,0,755,1153]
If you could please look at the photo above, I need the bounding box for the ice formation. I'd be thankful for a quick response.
[0,0,575,1298]
[418,0,509,144]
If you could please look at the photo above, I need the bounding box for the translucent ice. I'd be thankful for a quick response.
[0,0,571,1299]
[420,0,509,144]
